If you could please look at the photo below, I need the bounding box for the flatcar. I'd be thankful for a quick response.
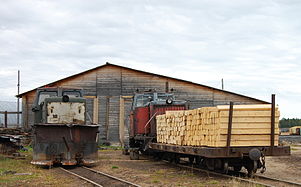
[128,92,290,177]
[31,87,99,166]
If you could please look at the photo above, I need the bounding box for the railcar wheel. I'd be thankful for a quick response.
[246,160,257,178]
[130,150,139,160]
[167,153,175,163]
[122,148,129,155]
[154,153,163,161]
[174,154,180,164]
[205,158,215,171]
[223,161,229,174]
[195,156,202,167]
[233,165,242,172]
[188,156,195,165]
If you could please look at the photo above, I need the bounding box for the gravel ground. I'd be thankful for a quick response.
[280,135,301,145]
[256,145,301,183]
[93,150,254,187]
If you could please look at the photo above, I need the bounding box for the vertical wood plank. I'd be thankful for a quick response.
[105,96,110,141]
[119,96,125,147]
[25,96,29,129]
[4,111,7,128]
[93,97,99,124]
[165,81,169,93]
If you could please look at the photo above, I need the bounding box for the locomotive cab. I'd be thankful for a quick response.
[32,88,85,125]
[128,92,186,159]
[31,87,99,166]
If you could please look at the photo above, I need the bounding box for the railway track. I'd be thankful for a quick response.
[253,174,301,187]
[163,160,301,187]
[60,166,141,187]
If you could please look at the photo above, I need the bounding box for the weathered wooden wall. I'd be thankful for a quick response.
[21,65,266,144]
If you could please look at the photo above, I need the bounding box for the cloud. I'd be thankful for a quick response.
[0,0,300,117]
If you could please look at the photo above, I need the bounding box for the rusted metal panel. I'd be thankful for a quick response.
[149,143,290,158]
[47,102,85,124]
[32,124,99,166]
[134,107,149,134]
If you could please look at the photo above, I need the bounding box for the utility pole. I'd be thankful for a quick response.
[17,70,20,127]
[221,78,224,90]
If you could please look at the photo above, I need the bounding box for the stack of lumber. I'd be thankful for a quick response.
[156,104,279,147]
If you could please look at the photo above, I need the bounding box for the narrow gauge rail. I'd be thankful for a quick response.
[162,160,301,187]
[254,175,301,187]
[60,166,141,187]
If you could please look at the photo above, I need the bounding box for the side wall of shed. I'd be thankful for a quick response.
[22,65,266,144]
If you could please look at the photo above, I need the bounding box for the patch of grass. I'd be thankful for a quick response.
[0,151,73,187]
[152,180,160,184]
[19,145,33,153]
[229,179,261,187]
[98,155,111,160]
[98,144,122,150]
[183,172,195,177]
[155,169,166,175]
[0,153,38,185]
[111,165,119,169]
[256,184,265,187]
[207,180,219,185]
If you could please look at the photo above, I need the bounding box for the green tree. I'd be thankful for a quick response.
[279,118,301,128]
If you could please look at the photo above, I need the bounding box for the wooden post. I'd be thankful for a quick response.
[119,96,125,147]
[271,94,275,149]
[17,70,20,127]
[4,111,8,128]
[93,97,99,124]
[165,81,169,93]
[226,102,234,156]
[221,78,224,90]
[105,97,110,141]
[25,96,29,130]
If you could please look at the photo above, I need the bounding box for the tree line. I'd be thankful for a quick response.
[279,118,301,128]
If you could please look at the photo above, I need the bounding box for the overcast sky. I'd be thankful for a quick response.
[0,0,300,118]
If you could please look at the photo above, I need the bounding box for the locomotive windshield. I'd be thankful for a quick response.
[38,91,58,104]
[135,93,153,107]
[133,92,176,109]
[157,93,174,101]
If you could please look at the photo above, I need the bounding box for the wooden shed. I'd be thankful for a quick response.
[17,63,268,144]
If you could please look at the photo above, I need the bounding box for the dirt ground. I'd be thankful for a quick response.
[257,145,301,183]
[1,145,300,187]
[94,147,301,187]
[94,150,251,187]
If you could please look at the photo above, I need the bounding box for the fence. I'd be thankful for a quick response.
[0,111,22,128]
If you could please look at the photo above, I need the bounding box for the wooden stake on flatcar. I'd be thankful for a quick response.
[271,94,275,152]
[226,102,234,156]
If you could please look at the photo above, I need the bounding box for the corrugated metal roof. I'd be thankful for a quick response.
[16,62,269,104]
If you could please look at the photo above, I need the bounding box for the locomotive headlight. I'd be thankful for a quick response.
[166,97,173,104]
